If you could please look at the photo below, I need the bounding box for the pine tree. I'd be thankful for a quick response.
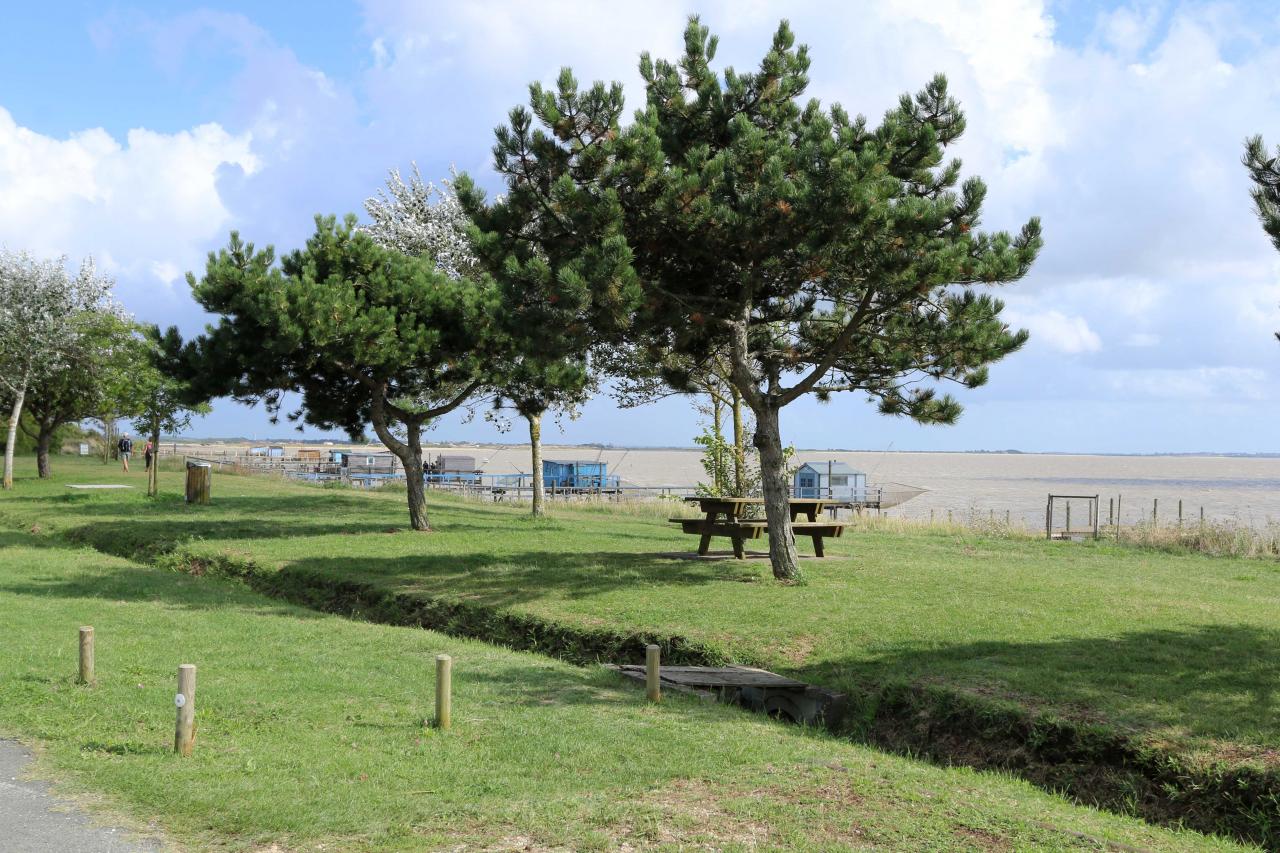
[178,215,496,530]
[473,17,1041,580]
[1243,135,1280,343]
[365,169,593,516]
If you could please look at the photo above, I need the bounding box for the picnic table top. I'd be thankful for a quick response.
[682,495,831,505]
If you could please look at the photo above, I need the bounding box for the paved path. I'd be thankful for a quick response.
[0,740,161,852]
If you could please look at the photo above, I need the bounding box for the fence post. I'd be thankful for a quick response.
[435,654,452,730]
[1066,501,1071,533]
[174,664,196,756]
[78,626,94,685]
[1178,500,1183,527]
[1109,497,1114,526]
[645,644,661,703]
[1153,498,1158,526]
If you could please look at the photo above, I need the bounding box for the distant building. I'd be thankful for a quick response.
[542,460,614,490]
[434,454,478,473]
[793,461,866,501]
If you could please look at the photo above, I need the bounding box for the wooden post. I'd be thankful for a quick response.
[174,664,196,756]
[1152,498,1158,526]
[645,644,661,702]
[1005,510,1011,526]
[1178,499,1183,527]
[1109,497,1114,526]
[1065,501,1071,533]
[77,626,94,685]
[435,654,452,730]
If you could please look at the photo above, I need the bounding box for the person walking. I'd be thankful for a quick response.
[144,439,154,472]
[117,434,133,473]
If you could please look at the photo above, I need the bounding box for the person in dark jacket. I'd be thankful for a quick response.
[144,439,154,472]
[117,435,133,473]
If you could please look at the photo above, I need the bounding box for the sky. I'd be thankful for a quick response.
[4,0,1280,453]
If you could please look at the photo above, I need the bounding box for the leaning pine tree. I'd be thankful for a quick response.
[365,168,593,517]
[180,215,495,531]
[476,17,1042,580]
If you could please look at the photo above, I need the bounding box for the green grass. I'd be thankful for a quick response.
[8,459,1278,767]
[0,529,1244,850]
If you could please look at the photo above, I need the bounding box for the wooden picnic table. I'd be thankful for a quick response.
[673,496,844,559]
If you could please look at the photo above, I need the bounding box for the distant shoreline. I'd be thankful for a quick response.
[159,438,1280,459]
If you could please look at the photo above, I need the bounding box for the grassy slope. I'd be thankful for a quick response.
[0,532,1246,850]
[5,457,1280,770]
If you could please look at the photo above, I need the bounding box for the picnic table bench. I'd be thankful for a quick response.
[670,496,845,559]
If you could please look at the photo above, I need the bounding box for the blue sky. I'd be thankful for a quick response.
[4,1,1280,453]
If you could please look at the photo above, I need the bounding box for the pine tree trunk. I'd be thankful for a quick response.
[753,401,800,581]
[731,387,745,497]
[3,383,26,490]
[403,420,430,532]
[35,427,52,479]
[528,410,546,518]
[148,417,160,497]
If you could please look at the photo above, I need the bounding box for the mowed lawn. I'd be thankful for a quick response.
[0,531,1246,851]
[5,456,1280,768]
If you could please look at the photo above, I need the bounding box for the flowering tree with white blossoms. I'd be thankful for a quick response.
[363,165,481,280]
[0,250,118,488]
[364,167,593,517]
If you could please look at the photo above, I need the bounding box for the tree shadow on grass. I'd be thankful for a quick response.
[282,548,765,608]
[789,622,1280,753]
[0,559,323,619]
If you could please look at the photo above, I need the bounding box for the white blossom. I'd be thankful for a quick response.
[0,249,120,486]
[362,164,480,280]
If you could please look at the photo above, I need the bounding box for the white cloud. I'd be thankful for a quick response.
[0,107,257,294]
[1125,332,1160,347]
[1104,366,1268,400]
[1006,308,1102,353]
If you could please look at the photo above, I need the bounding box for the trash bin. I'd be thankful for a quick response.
[185,460,212,505]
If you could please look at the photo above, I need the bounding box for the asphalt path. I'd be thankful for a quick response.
[0,740,161,852]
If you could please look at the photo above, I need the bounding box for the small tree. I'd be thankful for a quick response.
[132,326,210,497]
[181,215,495,530]
[0,251,116,489]
[366,169,593,517]
[17,311,137,478]
[477,18,1041,579]
[603,346,752,496]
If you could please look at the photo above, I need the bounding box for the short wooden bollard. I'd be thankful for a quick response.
[435,655,452,730]
[77,626,94,685]
[174,664,196,756]
[645,644,661,703]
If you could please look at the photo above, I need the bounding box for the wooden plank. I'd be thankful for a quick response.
[614,664,808,690]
